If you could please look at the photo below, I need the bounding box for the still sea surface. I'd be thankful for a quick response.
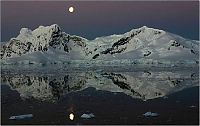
[1,65,199,124]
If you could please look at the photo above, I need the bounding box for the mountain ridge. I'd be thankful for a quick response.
[1,24,199,66]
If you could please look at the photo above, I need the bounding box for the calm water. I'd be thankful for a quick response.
[1,66,199,125]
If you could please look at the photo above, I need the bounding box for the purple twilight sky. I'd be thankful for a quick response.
[1,1,199,41]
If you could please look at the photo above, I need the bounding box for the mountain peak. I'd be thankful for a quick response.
[49,24,61,33]
[141,25,148,29]
[20,28,32,35]
[138,26,164,33]
[32,24,61,35]
[121,26,166,42]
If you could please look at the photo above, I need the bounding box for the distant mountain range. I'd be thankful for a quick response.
[1,24,199,66]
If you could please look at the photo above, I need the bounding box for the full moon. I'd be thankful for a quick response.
[68,6,74,13]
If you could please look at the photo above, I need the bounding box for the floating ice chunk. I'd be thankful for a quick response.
[189,105,196,108]
[143,112,158,117]
[9,114,33,120]
[163,96,168,99]
[81,113,95,119]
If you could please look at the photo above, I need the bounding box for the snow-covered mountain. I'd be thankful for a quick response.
[1,24,199,65]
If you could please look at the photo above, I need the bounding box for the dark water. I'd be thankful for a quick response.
[1,68,199,125]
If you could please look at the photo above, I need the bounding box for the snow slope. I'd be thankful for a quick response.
[1,24,199,65]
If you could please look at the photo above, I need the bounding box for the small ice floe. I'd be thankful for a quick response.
[9,114,33,120]
[163,96,168,99]
[81,113,95,119]
[189,105,197,108]
[143,112,159,117]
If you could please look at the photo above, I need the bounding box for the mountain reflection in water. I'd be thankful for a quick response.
[1,69,198,102]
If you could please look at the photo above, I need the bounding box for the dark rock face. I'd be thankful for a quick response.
[168,40,181,50]
[70,36,82,42]
[99,28,146,57]
[191,49,195,54]
[0,45,7,59]
[130,29,142,37]
[171,40,180,47]
[42,45,48,51]
[112,37,131,48]
[1,39,35,59]
[100,37,130,55]
[49,30,62,48]
[100,34,134,56]
[144,51,151,57]
[26,42,32,51]
[154,30,162,35]
[110,47,127,54]
[101,48,113,54]
[64,44,69,52]
[92,54,100,59]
